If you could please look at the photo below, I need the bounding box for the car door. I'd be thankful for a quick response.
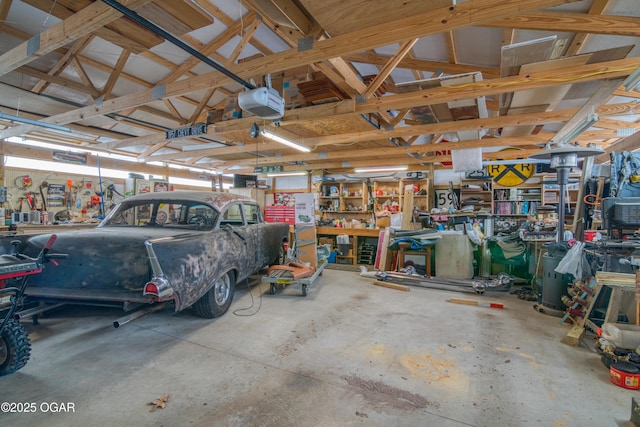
[240,202,263,272]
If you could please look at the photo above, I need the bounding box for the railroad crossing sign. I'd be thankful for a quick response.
[487,162,535,187]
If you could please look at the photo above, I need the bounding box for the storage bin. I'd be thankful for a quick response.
[601,323,640,350]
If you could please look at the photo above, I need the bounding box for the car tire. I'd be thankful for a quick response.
[0,320,31,376]
[193,271,235,319]
[272,243,286,266]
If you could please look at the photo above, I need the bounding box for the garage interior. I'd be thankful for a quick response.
[1,0,640,425]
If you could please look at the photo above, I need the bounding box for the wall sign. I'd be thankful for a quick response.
[52,151,87,165]
[254,165,283,174]
[487,163,534,187]
[434,188,459,210]
[165,123,207,140]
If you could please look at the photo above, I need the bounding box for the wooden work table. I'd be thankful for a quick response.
[316,226,382,265]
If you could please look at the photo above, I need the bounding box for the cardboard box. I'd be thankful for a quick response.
[318,237,334,246]
[376,216,390,228]
[295,225,317,268]
[221,94,242,120]
[283,72,312,95]
[221,110,242,121]
[284,65,312,79]
[207,109,224,123]
[284,90,305,110]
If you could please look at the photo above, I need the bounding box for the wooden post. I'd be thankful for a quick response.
[0,140,4,188]
[401,189,413,230]
[636,270,640,325]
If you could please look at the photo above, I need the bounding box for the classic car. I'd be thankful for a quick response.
[0,191,290,318]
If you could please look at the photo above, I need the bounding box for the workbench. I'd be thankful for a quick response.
[316,226,381,265]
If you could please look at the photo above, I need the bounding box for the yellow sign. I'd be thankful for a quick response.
[487,163,534,187]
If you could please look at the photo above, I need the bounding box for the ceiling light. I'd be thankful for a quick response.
[0,111,72,133]
[354,166,409,173]
[266,171,308,177]
[182,142,224,151]
[553,112,599,146]
[261,129,310,153]
[623,65,640,92]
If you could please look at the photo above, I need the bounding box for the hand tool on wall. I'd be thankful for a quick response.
[25,192,34,210]
[39,181,48,211]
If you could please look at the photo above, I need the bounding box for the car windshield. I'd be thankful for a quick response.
[101,199,219,230]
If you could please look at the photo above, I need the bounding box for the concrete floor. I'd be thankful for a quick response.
[1,267,636,427]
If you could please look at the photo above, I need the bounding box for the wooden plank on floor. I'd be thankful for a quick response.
[372,280,410,292]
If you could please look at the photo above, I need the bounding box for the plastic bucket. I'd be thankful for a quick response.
[610,362,640,390]
[584,230,597,241]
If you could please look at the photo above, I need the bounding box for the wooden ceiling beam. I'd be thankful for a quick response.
[0,0,583,138]
[16,65,101,98]
[356,57,640,116]
[0,0,11,34]
[70,56,99,97]
[444,31,458,64]
[340,52,500,79]
[32,35,94,94]
[364,39,418,99]
[486,11,640,37]
[564,0,611,57]
[224,16,262,67]
[101,49,131,101]
[595,131,640,163]
[271,0,314,34]
[158,12,257,85]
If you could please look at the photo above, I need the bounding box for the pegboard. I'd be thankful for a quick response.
[2,170,124,216]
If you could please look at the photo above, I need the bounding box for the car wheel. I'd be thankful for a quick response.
[0,320,31,376]
[273,242,286,265]
[193,271,235,319]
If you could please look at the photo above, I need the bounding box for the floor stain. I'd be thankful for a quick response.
[343,374,434,412]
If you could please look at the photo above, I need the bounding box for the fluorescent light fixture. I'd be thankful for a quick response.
[0,111,72,133]
[181,142,224,151]
[261,129,310,153]
[266,171,308,177]
[623,66,640,92]
[7,136,137,162]
[354,166,409,173]
[556,112,599,146]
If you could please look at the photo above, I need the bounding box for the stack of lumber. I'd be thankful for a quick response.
[298,78,346,105]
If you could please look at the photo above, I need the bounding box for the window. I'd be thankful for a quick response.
[102,200,217,230]
[220,203,244,226]
[243,204,260,225]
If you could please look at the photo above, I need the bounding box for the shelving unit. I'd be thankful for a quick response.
[372,178,430,212]
[459,178,493,212]
[493,185,542,216]
[372,180,402,212]
[318,181,370,214]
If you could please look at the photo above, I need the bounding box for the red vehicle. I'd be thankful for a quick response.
[0,235,66,375]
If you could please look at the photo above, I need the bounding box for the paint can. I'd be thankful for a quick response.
[610,361,640,390]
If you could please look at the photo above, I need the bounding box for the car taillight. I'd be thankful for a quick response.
[144,282,159,296]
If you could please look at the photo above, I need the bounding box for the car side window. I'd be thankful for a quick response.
[242,204,260,225]
[185,204,217,229]
[220,203,244,226]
